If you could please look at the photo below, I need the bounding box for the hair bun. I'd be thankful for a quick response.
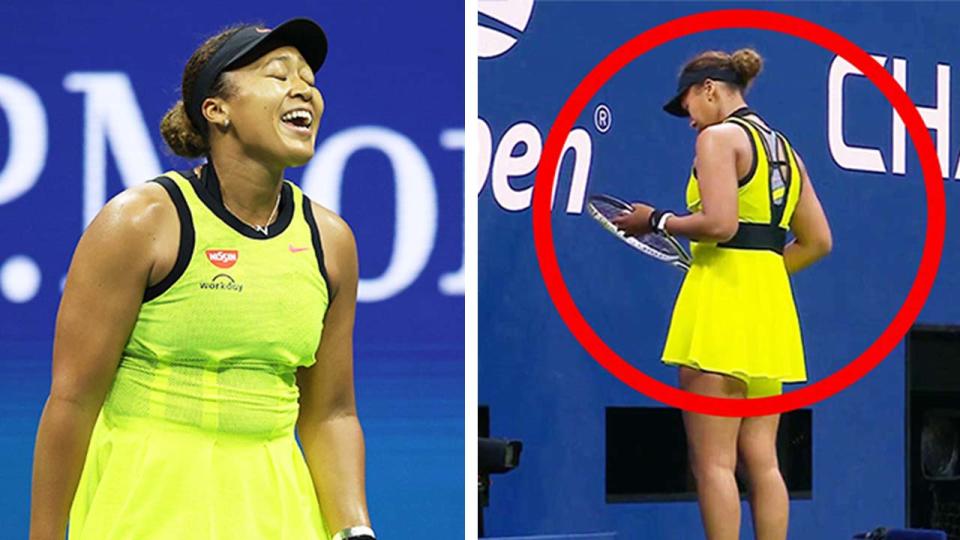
[731,48,763,85]
[160,99,209,158]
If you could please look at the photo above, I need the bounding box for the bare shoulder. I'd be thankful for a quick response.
[66,180,179,296]
[309,200,357,277]
[93,181,175,237]
[78,181,179,277]
[309,201,356,254]
[697,122,749,150]
[308,201,357,299]
[694,124,748,176]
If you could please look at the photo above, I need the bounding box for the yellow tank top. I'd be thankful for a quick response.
[685,110,802,253]
[102,166,330,439]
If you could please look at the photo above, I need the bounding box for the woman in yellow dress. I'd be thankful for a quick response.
[613,49,832,540]
[29,19,374,540]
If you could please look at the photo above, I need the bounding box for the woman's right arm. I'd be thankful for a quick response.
[29,184,174,540]
[784,153,832,274]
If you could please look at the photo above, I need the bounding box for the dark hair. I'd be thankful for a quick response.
[160,25,246,158]
[682,48,764,91]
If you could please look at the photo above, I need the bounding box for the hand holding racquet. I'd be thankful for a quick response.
[586,193,692,271]
[610,202,655,237]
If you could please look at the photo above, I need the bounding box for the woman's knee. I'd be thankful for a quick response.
[737,439,779,478]
[690,457,737,485]
[689,444,737,480]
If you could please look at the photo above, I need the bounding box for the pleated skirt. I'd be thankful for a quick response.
[662,243,807,385]
[68,409,329,540]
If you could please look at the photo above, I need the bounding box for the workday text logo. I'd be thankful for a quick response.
[199,273,244,294]
[478,0,535,59]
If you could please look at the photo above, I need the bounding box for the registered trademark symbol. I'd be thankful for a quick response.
[594,103,611,133]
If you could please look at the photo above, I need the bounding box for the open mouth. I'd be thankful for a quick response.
[279,108,314,134]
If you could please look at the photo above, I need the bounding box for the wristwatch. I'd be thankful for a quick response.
[649,208,675,234]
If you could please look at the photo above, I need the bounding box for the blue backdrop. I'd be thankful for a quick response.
[480,2,960,538]
[0,1,464,538]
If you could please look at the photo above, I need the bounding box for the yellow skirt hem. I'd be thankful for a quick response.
[661,357,807,385]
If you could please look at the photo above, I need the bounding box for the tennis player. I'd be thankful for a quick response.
[29,19,374,540]
[613,49,832,540]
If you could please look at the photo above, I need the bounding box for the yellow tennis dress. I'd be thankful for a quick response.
[662,111,806,398]
[69,166,331,539]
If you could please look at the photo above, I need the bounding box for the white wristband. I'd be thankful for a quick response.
[656,211,675,233]
[332,526,376,540]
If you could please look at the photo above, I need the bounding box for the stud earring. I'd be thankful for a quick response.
[223,119,230,129]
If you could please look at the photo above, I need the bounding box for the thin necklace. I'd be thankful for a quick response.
[223,191,281,235]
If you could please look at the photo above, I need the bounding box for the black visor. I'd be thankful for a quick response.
[662,67,743,117]
[187,18,328,133]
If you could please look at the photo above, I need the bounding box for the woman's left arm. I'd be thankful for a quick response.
[296,202,371,535]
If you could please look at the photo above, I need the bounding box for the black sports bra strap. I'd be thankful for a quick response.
[725,114,793,227]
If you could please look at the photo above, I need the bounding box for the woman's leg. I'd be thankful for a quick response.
[680,367,746,540]
[738,413,788,540]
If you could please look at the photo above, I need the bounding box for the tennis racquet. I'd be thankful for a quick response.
[586,193,693,271]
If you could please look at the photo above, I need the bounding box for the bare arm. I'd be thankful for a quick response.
[296,203,370,534]
[612,125,741,242]
[783,153,832,274]
[665,125,741,241]
[29,184,173,540]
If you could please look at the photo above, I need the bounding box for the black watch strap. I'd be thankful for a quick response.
[649,209,675,233]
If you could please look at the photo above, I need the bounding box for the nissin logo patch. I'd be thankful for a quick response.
[206,250,238,269]
[478,0,534,59]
